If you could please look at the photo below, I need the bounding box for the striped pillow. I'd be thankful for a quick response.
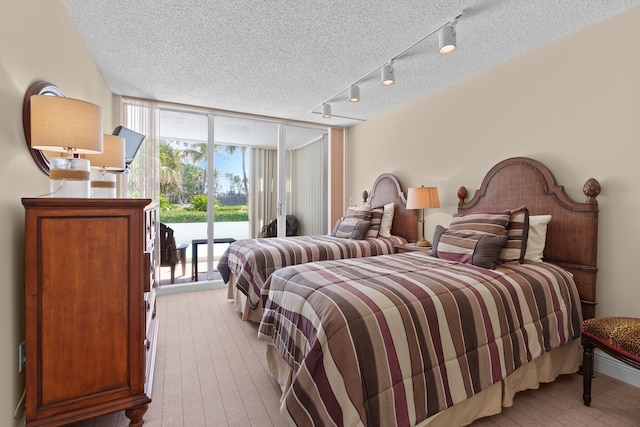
[499,206,530,263]
[365,206,384,238]
[333,218,371,240]
[344,205,371,222]
[450,211,510,236]
[433,225,508,269]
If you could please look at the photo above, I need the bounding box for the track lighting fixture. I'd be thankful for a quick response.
[438,20,457,54]
[348,85,360,102]
[381,63,395,86]
[322,103,332,118]
[312,12,462,121]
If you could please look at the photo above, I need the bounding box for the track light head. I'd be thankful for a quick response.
[381,63,395,86]
[348,85,360,103]
[439,23,457,54]
[322,103,332,118]
[314,13,461,118]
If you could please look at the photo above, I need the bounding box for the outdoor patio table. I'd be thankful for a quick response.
[191,237,236,281]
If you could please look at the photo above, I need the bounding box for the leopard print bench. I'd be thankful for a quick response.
[581,317,640,406]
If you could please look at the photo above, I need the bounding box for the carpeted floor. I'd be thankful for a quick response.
[75,288,640,426]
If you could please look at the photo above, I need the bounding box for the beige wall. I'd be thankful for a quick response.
[0,1,113,425]
[2,2,639,425]
[346,7,640,319]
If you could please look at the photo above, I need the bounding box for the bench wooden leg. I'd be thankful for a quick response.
[582,336,594,406]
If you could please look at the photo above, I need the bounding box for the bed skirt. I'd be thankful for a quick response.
[264,338,581,427]
[227,273,263,323]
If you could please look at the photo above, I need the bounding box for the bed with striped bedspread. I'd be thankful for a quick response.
[258,251,583,427]
[217,234,406,311]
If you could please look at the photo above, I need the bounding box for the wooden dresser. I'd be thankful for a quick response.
[22,198,159,427]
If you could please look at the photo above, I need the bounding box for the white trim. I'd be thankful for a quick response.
[156,280,226,296]
[276,124,287,237]
[207,114,216,280]
[595,350,640,388]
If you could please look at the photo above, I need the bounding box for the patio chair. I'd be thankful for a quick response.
[160,223,188,284]
[259,215,299,238]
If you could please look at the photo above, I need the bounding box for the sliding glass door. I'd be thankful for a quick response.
[157,110,212,284]
[126,101,328,286]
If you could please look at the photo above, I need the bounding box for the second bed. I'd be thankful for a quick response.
[218,173,418,322]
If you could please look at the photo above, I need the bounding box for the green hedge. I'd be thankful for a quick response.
[160,205,248,223]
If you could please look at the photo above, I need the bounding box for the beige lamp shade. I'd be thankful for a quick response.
[30,95,103,155]
[407,186,440,247]
[84,134,125,171]
[406,186,440,209]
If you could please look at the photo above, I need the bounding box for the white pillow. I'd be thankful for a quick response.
[378,202,395,237]
[524,215,552,262]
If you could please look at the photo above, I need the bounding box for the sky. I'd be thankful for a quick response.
[214,147,243,175]
[212,147,246,193]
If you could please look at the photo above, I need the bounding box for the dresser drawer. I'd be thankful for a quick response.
[145,289,156,336]
[143,203,159,398]
[144,304,159,397]
[144,251,157,293]
[145,208,157,253]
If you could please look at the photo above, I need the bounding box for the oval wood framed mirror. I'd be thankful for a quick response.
[22,81,65,175]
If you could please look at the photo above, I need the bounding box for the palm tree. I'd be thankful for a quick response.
[220,145,249,200]
[184,142,208,195]
[224,172,235,193]
[159,140,184,203]
[240,146,248,199]
[183,143,246,198]
[232,174,244,194]
[181,163,205,199]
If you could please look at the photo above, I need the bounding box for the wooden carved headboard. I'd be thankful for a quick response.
[364,173,418,243]
[457,157,600,320]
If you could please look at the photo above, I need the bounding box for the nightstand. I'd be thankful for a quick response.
[394,243,433,254]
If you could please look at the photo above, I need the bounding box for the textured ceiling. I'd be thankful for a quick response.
[62,0,640,138]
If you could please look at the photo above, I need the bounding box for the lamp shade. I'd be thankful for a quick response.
[30,95,103,154]
[406,186,440,209]
[84,134,125,171]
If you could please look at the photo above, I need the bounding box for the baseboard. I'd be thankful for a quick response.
[157,279,226,296]
[595,350,640,388]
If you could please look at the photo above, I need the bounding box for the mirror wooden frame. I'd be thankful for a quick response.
[22,81,65,175]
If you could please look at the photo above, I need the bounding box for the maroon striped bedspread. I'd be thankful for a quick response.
[217,234,406,310]
[258,252,582,426]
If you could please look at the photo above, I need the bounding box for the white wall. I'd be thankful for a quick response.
[0,1,114,425]
[346,6,640,319]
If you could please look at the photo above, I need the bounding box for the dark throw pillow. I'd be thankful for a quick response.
[433,225,508,269]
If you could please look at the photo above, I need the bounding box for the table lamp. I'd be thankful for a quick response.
[406,186,440,247]
[30,95,102,197]
[84,134,125,198]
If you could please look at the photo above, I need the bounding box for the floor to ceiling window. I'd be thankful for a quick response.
[124,99,329,286]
